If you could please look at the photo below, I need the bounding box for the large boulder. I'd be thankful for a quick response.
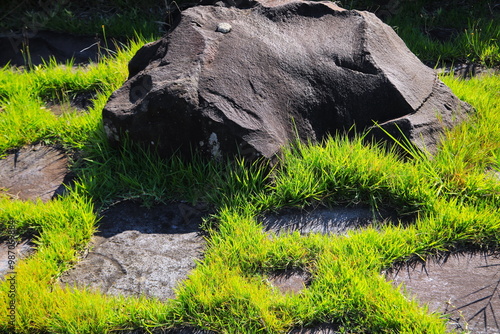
[103,0,471,160]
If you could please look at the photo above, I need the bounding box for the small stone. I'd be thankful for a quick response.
[216,22,232,33]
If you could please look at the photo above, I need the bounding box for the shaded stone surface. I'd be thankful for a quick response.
[0,145,70,201]
[386,252,500,334]
[269,269,311,294]
[103,0,471,162]
[261,206,393,235]
[0,240,34,278]
[60,201,207,301]
[0,30,118,67]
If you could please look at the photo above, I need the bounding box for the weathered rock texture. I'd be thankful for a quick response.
[0,145,70,201]
[60,201,206,301]
[103,0,471,160]
[386,252,500,334]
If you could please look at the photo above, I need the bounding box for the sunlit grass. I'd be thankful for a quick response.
[0,36,149,154]
[0,15,499,334]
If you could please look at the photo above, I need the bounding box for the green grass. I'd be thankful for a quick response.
[0,37,149,154]
[0,3,500,333]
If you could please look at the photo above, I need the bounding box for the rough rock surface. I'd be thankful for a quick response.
[0,145,70,201]
[103,0,471,160]
[59,201,206,301]
[386,252,500,334]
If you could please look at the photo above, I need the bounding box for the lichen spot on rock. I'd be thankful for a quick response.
[216,23,232,33]
[208,133,221,160]
[104,124,120,142]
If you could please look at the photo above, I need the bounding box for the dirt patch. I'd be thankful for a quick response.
[60,201,208,301]
[386,251,500,333]
[261,206,395,235]
[0,144,71,201]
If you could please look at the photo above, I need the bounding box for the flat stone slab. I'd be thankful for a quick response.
[0,145,69,201]
[261,206,393,235]
[60,201,207,301]
[386,252,500,333]
[268,269,311,294]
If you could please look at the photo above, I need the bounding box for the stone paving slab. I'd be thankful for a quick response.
[60,201,207,301]
[386,252,500,334]
[0,145,70,202]
[268,269,311,294]
[261,206,394,235]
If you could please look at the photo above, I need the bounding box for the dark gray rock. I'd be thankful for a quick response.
[103,0,471,161]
